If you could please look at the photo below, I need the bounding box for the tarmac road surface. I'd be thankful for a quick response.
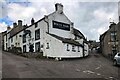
[2,51,120,80]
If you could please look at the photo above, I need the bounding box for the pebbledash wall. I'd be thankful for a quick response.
[3,3,89,60]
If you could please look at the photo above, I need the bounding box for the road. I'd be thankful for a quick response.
[2,51,120,79]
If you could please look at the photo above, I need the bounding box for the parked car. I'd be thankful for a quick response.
[113,52,120,66]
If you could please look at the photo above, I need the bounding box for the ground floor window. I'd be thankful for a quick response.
[72,45,76,52]
[78,46,80,52]
[35,42,40,52]
[6,43,7,50]
[46,43,49,49]
[23,45,26,53]
[29,44,34,52]
[66,44,70,51]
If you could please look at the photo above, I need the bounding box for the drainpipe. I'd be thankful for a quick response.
[44,15,49,33]
[83,40,85,57]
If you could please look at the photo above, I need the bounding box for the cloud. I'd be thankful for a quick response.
[93,7,117,22]
[7,3,36,22]
[73,2,118,41]
[0,1,119,41]
[0,22,7,32]
[0,0,7,18]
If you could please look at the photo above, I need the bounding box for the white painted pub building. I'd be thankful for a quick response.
[3,3,89,60]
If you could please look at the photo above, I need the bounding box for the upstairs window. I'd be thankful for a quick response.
[110,31,117,42]
[23,35,26,43]
[6,35,7,41]
[11,37,13,43]
[16,35,17,40]
[35,29,40,40]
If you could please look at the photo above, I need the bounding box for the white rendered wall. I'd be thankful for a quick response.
[48,12,73,39]
[84,43,89,57]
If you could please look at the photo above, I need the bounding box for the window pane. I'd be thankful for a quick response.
[46,43,49,49]
[35,29,40,40]
[35,42,40,52]
[67,44,70,51]
[23,35,26,43]
[110,32,117,41]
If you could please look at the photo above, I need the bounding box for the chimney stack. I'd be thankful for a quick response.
[31,18,35,25]
[13,22,17,27]
[7,26,11,30]
[109,22,116,28]
[18,20,22,27]
[55,3,63,14]
[118,2,120,22]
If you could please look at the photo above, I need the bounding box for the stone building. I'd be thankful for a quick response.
[100,22,120,59]
[3,3,89,60]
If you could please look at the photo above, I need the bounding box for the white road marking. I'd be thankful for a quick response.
[76,69,80,72]
[96,73,101,76]
[95,65,101,70]
[109,76,114,79]
[83,70,95,74]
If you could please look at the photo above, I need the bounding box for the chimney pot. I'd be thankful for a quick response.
[13,22,17,27]
[7,26,11,30]
[31,18,35,25]
[18,20,22,27]
[55,3,63,14]
[109,22,116,28]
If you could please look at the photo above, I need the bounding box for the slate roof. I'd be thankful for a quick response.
[47,33,83,47]
[9,17,45,38]
[73,28,85,39]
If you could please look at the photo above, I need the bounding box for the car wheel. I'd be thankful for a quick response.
[113,60,117,66]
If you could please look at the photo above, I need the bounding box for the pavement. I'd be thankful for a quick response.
[2,51,120,79]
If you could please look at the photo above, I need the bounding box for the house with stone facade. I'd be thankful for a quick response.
[100,22,120,59]
[3,3,89,60]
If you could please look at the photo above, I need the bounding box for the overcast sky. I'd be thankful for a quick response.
[0,0,119,41]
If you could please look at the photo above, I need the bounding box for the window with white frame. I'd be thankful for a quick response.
[35,29,40,40]
[11,37,13,43]
[46,43,49,49]
[35,42,40,52]
[78,46,80,52]
[72,45,76,52]
[66,44,70,51]
[23,45,26,53]
[23,35,26,43]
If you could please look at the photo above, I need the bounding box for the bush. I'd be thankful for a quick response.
[19,52,46,59]
[35,53,47,59]
[8,47,22,54]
